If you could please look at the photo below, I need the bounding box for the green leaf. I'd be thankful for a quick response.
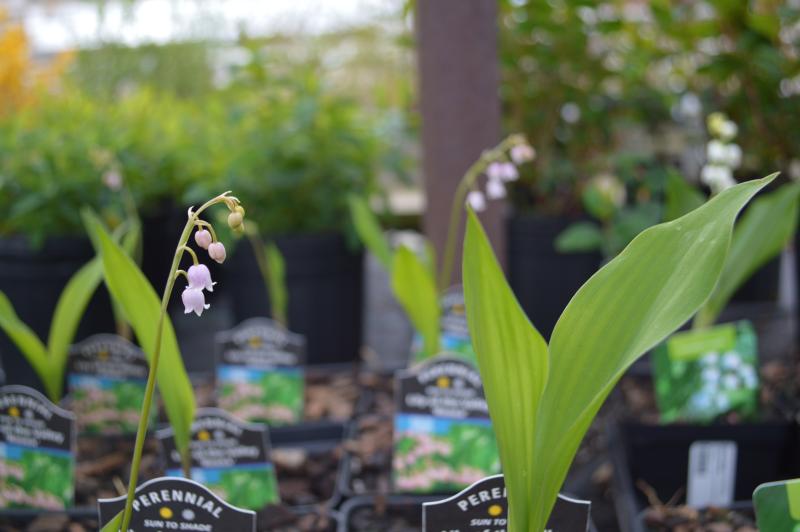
[462,174,776,531]
[695,181,800,328]
[391,245,440,358]
[554,222,603,253]
[463,209,549,532]
[100,510,123,532]
[265,242,288,326]
[348,195,392,270]
[0,292,52,398]
[46,258,104,400]
[83,211,195,466]
[664,172,706,222]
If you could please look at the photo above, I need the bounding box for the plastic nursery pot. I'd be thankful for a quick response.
[0,235,116,392]
[337,494,437,532]
[608,420,799,532]
[225,233,364,365]
[506,212,601,340]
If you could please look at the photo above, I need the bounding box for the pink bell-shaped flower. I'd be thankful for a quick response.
[194,229,212,249]
[208,242,226,264]
[182,286,210,316]
[187,264,215,292]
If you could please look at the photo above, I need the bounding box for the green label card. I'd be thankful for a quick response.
[652,321,758,423]
[753,478,800,531]
[67,334,156,435]
[215,318,306,426]
[157,408,279,510]
[393,354,500,493]
[413,286,476,364]
[0,385,75,510]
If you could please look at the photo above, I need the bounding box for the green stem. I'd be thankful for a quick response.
[119,193,231,532]
[245,228,284,326]
[437,135,525,291]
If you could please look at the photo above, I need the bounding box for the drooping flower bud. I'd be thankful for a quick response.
[187,264,215,292]
[510,144,536,164]
[194,229,212,249]
[486,178,506,199]
[466,190,487,212]
[182,286,210,316]
[208,242,227,264]
[228,211,243,230]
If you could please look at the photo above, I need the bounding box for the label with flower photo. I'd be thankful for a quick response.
[0,385,75,510]
[423,474,591,532]
[413,286,476,364]
[66,334,156,436]
[215,318,306,426]
[157,408,279,510]
[393,354,499,493]
[98,476,256,531]
[652,321,758,423]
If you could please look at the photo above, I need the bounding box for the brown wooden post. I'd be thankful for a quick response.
[416,0,504,285]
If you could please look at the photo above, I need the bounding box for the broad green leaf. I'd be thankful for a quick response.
[46,258,104,400]
[348,195,392,270]
[695,181,800,328]
[534,175,775,529]
[462,174,775,531]
[83,212,195,466]
[391,245,440,358]
[0,292,51,397]
[554,222,603,253]
[265,242,288,327]
[100,510,123,532]
[463,209,549,532]
[664,172,706,222]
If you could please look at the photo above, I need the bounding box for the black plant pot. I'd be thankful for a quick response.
[140,203,187,292]
[226,233,364,365]
[0,236,115,393]
[507,213,601,339]
[731,255,781,304]
[609,420,799,532]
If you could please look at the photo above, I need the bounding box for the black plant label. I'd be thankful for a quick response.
[66,334,154,436]
[0,385,76,509]
[157,408,279,510]
[215,317,306,425]
[393,354,500,493]
[423,474,592,532]
[98,476,256,531]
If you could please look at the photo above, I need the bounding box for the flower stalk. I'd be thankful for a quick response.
[118,191,242,532]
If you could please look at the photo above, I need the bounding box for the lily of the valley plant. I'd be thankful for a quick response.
[463,174,777,531]
[349,134,535,358]
[95,192,245,532]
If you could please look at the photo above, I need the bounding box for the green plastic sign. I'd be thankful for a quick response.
[753,478,800,531]
[652,321,758,422]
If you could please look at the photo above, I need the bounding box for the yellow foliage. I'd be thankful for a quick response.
[0,7,73,116]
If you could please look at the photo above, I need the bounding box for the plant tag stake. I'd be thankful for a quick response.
[157,407,279,510]
[66,334,156,435]
[652,321,758,422]
[753,478,800,530]
[423,474,591,532]
[215,318,306,426]
[393,354,499,493]
[687,440,737,508]
[98,476,256,531]
[0,385,75,509]
[414,286,476,364]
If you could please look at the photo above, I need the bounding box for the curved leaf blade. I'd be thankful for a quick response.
[463,209,549,532]
[695,181,800,327]
[532,174,776,528]
[0,292,52,398]
[391,245,440,358]
[265,242,288,326]
[348,195,393,270]
[84,212,195,465]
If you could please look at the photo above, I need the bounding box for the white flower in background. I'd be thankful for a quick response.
[706,140,728,164]
[486,178,506,199]
[486,162,504,182]
[466,190,487,212]
[510,144,536,165]
[102,169,123,191]
[790,159,800,181]
[592,173,627,207]
[561,102,581,124]
[723,144,742,168]
[701,164,736,194]
[718,119,738,141]
[678,92,702,118]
